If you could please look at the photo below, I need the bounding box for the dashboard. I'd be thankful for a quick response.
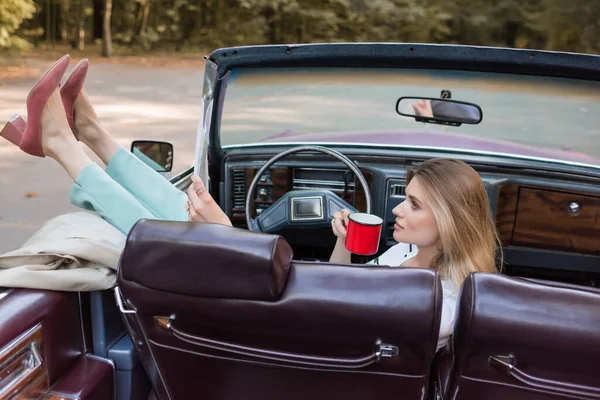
[221,147,600,284]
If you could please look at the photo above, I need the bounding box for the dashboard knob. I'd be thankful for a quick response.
[568,201,581,215]
[258,188,269,200]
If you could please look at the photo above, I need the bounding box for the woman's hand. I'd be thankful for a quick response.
[412,99,433,118]
[186,175,233,226]
[329,209,352,263]
[331,209,351,240]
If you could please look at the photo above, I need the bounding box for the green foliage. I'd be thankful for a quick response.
[8,0,600,54]
[0,0,35,50]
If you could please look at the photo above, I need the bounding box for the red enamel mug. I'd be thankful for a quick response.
[344,213,384,256]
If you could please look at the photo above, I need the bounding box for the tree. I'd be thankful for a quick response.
[75,0,86,50]
[11,0,600,55]
[102,0,112,56]
[0,0,36,50]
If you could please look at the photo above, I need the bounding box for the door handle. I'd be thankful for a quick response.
[0,324,47,400]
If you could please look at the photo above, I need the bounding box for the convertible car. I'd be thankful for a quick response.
[2,43,600,400]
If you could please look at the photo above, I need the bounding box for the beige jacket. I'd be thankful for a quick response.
[0,212,126,291]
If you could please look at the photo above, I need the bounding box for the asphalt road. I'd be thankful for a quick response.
[0,59,203,253]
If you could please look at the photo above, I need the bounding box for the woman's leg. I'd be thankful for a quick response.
[73,89,188,222]
[42,89,155,235]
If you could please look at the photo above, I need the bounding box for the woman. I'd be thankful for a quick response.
[330,158,501,351]
[1,55,231,235]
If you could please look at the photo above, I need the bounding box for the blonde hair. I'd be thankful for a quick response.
[406,158,501,288]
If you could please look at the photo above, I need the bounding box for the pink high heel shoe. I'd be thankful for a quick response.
[60,58,89,134]
[0,54,71,157]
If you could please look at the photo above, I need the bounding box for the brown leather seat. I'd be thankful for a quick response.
[117,220,443,400]
[448,273,600,400]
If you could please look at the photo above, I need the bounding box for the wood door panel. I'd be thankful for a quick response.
[495,184,519,244]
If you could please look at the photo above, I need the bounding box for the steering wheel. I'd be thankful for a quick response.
[246,146,372,232]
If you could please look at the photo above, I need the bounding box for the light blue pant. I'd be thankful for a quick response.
[69,148,188,235]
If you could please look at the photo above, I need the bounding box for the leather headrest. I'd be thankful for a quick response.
[455,272,600,356]
[119,220,293,301]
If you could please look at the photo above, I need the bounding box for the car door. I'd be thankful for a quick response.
[0,288,114,400]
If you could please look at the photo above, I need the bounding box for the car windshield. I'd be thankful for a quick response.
[219,67,600,167]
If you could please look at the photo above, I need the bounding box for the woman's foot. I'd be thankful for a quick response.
[72,88,120,165]
[186,175,233,227]
[40,89,77,158]
[9,54,71,157]
[61,59,121,165]
[41,88,93,179]
[61,58,89,132]
[72,89,99,142]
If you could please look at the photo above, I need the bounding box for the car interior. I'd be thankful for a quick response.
[1,44,600,400]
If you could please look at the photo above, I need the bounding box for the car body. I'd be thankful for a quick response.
[2,43,600,400]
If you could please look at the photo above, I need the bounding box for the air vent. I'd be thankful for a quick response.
[232,169,246,210]
[385,179,407,246]
[390,182,406,197]
[292,168,355,191]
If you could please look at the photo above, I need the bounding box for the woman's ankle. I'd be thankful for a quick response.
[84,129,121,166]
[76,118,104,146]
[53,139,93,180]
[44,133,75,160]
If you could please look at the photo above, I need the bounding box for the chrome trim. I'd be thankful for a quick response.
[293,179,354,187]
[85,354,116,400]
[376,344,399,359]
[149,339,410,377]
[568,201,581,215]
[0,289,13,303]
[223,142,600,172]
[292,185,347,191]
[125,314,173,400]
[113,287,136,314]
[0,324,42,360]
[169,166,194,191]
[0,323,45,399]
[85,353,116,368]
[291,196,324,221]
[77,292,88,353]
[292,168,356,190]
[46,391,79,399]
[293,167,349,172]
[155,316,175,330]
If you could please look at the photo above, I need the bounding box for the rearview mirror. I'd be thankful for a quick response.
[396,97,482,126]
[131,140,173,172]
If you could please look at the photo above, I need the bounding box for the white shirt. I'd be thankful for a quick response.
[367,243,457,352]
